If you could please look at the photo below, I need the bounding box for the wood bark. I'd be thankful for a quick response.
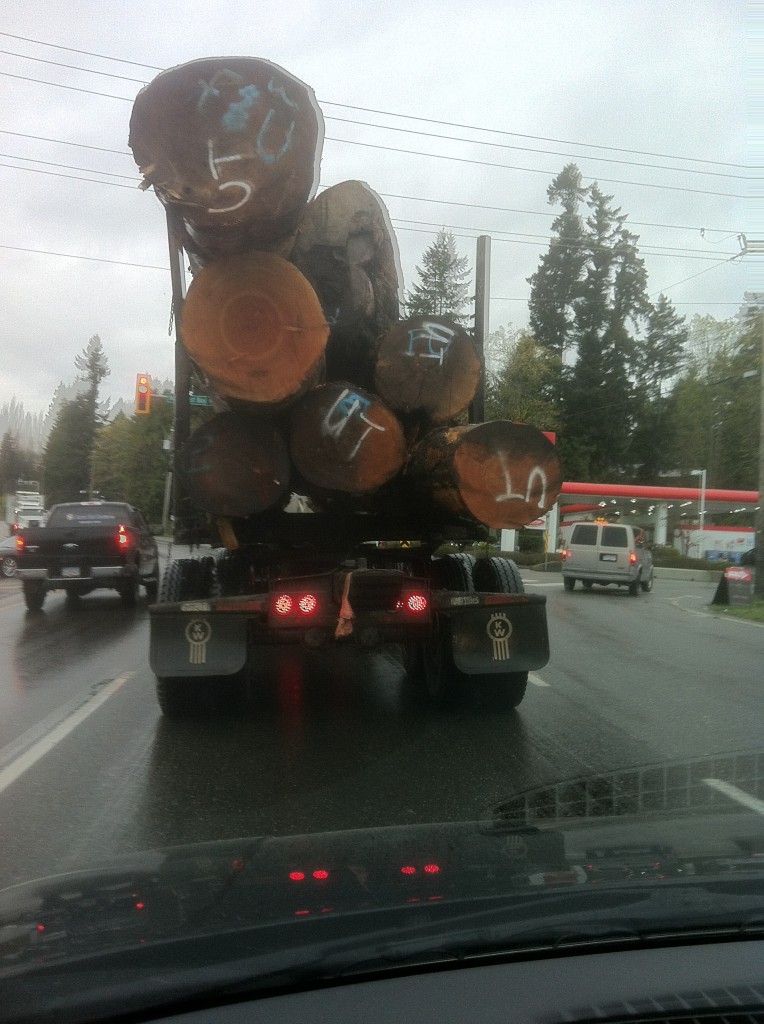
[178,412,291,517]
[289,382,406,494]
[129,57,323,261]
[406,421,563,529]
[290,181,402,388]
[374,315,480,425]
[181,252,328,409]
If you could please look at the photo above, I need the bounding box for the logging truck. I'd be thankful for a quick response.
[130,56,557,715]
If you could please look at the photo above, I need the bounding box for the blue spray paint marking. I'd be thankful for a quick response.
[222,84,261,132]
[255,109,295,164]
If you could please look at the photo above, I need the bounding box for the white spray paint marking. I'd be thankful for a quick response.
[495,452,548,509]
[321,388,385,459]
[405,322,455,365]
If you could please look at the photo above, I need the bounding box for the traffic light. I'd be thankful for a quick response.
[135,373,151,415]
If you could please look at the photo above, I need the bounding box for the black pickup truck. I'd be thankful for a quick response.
[15,501,159,611]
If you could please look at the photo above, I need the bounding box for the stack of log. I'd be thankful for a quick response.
[129,57,562,531]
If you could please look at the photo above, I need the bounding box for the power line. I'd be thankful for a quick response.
[0,31,743,170]
[2,68,742,196]
[325,135,744,199]
[327,115,746,180]
[0,243,166,270]
[651,256,743,297]
[0,161,137,188]
[1,49,745,181]
[0,131,742,235]
[0,158,736,261]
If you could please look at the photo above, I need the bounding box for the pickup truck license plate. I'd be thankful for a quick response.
[61,567,81,577]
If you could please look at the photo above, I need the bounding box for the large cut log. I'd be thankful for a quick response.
[406,421,562,529]
[129,57,323,260]
[374,315,480,425]
[290,383,406,494]
[290,181,402,388]
[178,412,290,517]
[181,252,329,409]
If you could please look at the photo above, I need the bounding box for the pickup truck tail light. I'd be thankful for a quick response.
[15,535,24,552]
[117,524,129,547]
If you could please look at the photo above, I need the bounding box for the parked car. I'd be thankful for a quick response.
[0,535,19,578]
[561,521,654,595]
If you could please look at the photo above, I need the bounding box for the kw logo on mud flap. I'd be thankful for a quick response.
[487,613,512,661]
[185,619,212,664]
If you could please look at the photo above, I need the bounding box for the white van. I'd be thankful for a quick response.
[561,522,653,595]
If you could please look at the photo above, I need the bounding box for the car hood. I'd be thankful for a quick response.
[0,752,762,1022]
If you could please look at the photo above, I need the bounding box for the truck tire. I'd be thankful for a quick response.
[143,577,159,601]
[432,553,476,592]
[628,577,640,597]
[23,580,45,612]
[472,556,524,594]
[563,576,575,591]
[640,571,654,593]
[156,677,198,718]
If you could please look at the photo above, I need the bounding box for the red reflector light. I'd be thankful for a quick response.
[423,864,440,874]
[400,866,417,876]
[406,593,428,613]
[298,593,318,615]
[312,869,329,880]
[36,924,45,933]
[274,594,293,615]
[134,902,145,911]
[289,871,305,881]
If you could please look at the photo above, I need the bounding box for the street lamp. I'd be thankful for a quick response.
[690,469,707,558]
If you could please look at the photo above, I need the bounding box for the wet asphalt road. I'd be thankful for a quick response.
[0,567,762,889]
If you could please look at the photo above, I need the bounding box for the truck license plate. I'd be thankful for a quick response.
[61,567,81,577]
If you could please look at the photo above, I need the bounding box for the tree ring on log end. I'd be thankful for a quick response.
[181,252,329,406]
[454,422,562,529]
[178,412,291,517]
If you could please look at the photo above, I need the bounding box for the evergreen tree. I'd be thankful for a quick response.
[42,397,95,504]
[41,336,111,504]
[486,331,561,431]
[527,163,590,359]
[406,230,471,325]
[0,431,22,495]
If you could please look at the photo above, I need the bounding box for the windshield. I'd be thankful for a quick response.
[0,4,759,1023]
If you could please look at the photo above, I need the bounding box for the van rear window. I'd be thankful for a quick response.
[570,525,598,545]
[602,526,628,547]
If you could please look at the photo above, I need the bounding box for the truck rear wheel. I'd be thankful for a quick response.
[23,580,45,612]
[119,576,139,607]
[472,556,524,594]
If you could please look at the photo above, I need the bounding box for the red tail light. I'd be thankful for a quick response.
[561,548,570,560]
[15,535,24,552]
[117,524,129,546]
[405,593,428,613]
[298,594,318,615]
[629,552,638,565]
[273,593,320,616]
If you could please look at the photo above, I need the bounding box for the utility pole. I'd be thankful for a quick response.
[469,235,490,424]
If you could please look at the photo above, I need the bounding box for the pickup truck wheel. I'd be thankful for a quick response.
[2,557,18,577]
[143,578,158,601]
[65,587,80,605]
[563,577,575,591]
[23,581,45,612]
[120,576,139,607]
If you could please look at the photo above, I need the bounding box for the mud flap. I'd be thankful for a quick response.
[149,614,248,677]
[448,603,550,675]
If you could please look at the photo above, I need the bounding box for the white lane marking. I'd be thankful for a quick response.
[528,673,550,687]
[703,778,764,816]
[0,672,133,796]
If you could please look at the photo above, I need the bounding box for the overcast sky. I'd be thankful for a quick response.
[0,0,748,416]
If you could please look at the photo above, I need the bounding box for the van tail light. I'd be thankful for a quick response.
[561,548,570,561]
[629,552,638,565]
